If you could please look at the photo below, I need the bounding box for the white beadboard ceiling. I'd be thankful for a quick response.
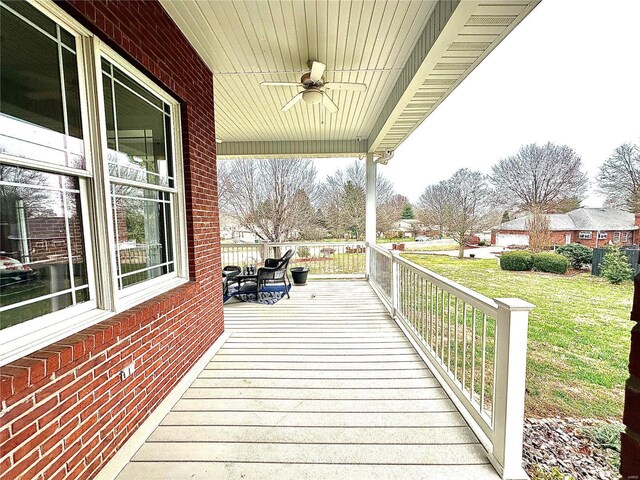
[160,0,539,158]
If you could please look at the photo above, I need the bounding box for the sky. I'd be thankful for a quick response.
[312,0,640,207]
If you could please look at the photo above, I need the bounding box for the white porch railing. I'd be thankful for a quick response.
[221,241,366,278]
[368,244,533,480]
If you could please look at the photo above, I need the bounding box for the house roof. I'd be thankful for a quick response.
[160,1,539,158]
[494,208,638,232]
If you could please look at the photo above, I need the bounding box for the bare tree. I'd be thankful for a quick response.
[597,142,640,212]
[440,169,492,258]
[378,194,409,235]
[218,158,318,242]
[417,183,450,237]
[490,142,589,212]
[320,160,394,239]
[527,206,551,253]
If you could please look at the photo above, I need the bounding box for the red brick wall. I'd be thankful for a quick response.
[0,2,222,479]
[622,264,640,477]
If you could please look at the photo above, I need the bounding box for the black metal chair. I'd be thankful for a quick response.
[237,249,294,299]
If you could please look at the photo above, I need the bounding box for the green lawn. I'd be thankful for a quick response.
[376,237,416,244]
[403,254,633,420]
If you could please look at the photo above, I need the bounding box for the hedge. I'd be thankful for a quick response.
[500,251,534,271]
[533,252,569,274]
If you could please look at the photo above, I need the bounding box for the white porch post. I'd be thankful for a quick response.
[365,153,376,277]
[365,152,376,244]
[490,298,535,480]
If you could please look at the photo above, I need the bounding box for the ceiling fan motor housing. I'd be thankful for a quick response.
[300,72,323,88]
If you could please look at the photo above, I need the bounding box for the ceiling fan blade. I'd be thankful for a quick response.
[261,81,302,87]
[281,92,304,111]
[322,93,338,114]
[324,82,367,92]
[310,61,326,82]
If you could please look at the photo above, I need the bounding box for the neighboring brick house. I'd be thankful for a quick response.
[491,208,640,248]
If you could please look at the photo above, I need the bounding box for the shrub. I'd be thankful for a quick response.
[296,246,310,258]
[600,246,634,284]
[533,252,569,274]
[556,243,593,269]
[500,250,534,271]
[530,464,574,480]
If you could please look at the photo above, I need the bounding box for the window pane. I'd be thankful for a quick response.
[63,49,83,139]
[2,293,73,330]
[0,2,85,169]
[1,5,64,133]
[111,185,174,289]
[102,60,173,187]
[3,0,56,37]
[0,165,89,329]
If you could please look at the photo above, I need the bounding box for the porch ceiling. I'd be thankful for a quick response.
[160,0,539,158]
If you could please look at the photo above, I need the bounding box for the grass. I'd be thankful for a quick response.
[410,244,460,252]
[376,237,415,243]
[291,252,365,275]
[402,254,633,420]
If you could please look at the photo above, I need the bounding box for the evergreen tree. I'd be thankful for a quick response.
[401,204,414,219]
[501,211,510,223]
[600,246,634,284]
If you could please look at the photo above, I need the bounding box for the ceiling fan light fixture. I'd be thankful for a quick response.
[302,90,323,105]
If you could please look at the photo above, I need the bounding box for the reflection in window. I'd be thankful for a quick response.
[102,61,173,187]
[111,185,174,289]
[0,165,89,329]
[0,0,85,169]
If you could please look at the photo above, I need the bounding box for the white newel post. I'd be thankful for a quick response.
[491,298,534,480]
[365,152,376,276]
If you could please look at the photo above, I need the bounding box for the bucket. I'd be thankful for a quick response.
[290,267,309,285]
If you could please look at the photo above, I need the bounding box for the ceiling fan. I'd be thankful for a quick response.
[261,61,367,113]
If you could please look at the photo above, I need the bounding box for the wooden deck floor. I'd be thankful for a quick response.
[115,281,499,480]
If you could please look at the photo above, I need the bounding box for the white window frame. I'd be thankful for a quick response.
[578,231,592,240]
[0,0,189,366]
[597,232,608,240]
[613,232,621,243]
[94,42,189,312]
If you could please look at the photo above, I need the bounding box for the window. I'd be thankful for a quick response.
[101,58,178,292]
[598,232,608,240]
[622,232,631,243]
[0,0,187,364]
[579,231,592,240]
[614,232,621,243]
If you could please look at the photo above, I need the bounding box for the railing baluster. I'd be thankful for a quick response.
[454,296,459,381]
[471,307,477,403]
[462,302,467,391]
[447,292,451,372]
[440,288,445,362]
[481,312,487,415]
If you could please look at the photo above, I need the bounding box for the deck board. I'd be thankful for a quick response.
[115,280,498,480]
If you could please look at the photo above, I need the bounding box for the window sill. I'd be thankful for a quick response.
[0,276,191,367]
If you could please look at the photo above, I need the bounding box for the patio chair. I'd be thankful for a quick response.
[222,265,241,297]
[237,249,294,299]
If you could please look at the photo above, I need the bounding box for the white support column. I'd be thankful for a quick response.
[365,152,376,245]
[490,298,535,480]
